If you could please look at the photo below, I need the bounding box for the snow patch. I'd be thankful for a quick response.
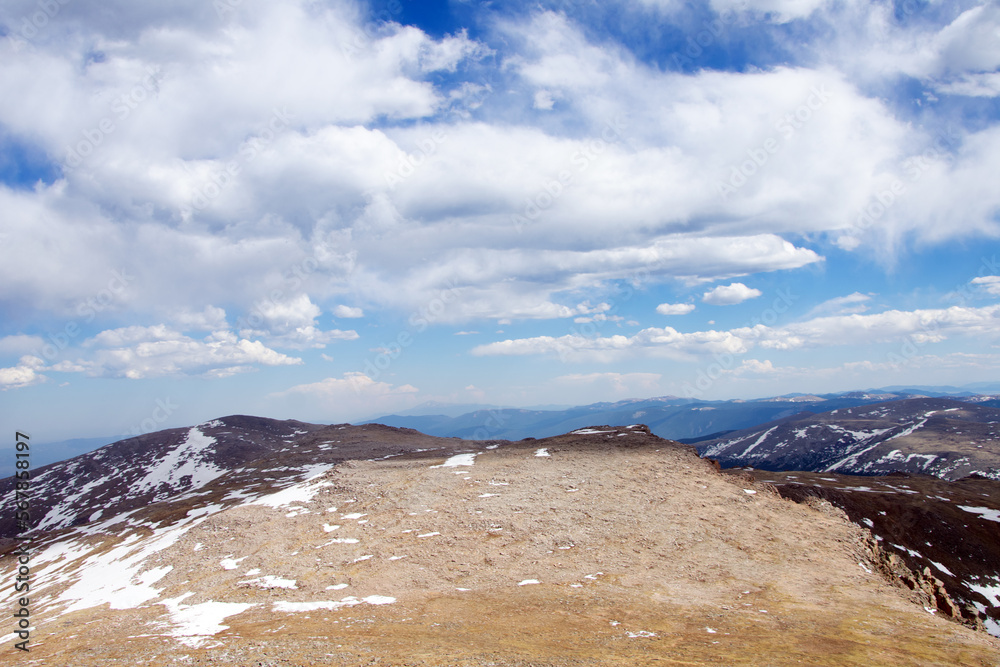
[160,594,254,648]
[957,506,1000,522]
[220,556,246,571]
[239,575,297,590]
[431,453,477,468]
[273,595,395,613]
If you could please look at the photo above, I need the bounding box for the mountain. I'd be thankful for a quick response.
[0,415,449,540]
[366,395,894,442]
[0,435,114,478]
[1,419,997,664]
[697,398,1000,480]
[734,468,1000,638]
[387,401,508,418]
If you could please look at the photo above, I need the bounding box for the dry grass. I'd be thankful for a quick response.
[8,429,1000,666]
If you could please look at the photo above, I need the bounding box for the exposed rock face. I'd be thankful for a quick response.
[740,469,1000,637]
[1,420,997,665]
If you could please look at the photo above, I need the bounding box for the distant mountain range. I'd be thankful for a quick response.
[365,385,1000,445]
[2,415,997,658]
[7,384,999,479]
[697,397,1000,480]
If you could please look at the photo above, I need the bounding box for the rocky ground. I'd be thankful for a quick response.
[736,468,1000,637]
[2,424,998,665]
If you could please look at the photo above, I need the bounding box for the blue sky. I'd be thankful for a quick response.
[2,0,1000,443]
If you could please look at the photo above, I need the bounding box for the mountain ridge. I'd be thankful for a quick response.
[695,397,1000,481]
[1,417,997,664]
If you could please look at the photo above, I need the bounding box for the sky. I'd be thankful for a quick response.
[1,0,1000,444]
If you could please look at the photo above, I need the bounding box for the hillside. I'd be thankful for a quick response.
[697,398,1000,480]
[733,468,1000,637]
[0,419,997,665]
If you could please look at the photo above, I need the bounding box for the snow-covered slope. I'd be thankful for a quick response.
[1,422,997,665]
[697,398,1000,480]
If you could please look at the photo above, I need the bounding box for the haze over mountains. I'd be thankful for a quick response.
[8,383,1000,479]
[365,384,1000,445]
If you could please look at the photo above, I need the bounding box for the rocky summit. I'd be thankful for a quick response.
[1,417,998,665]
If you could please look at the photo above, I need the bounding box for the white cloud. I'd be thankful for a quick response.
[0,334,45,356]
[2,0,1000,413]
[333,305,365,318]
[533,90,556,110]
[169,306,228,331]
[242,326,359,350]
[552,371,662,395]
[76,326,301,378]
[0,356,47,390]
[972,275,1000,296]
[254,294,321,331]
[805,292,872,317]
[238,295,358,349]
[710,0,828,23]
[471,303,1000,362]
[702,283,762,305]
[732,359,778,375]
[656,303,695,315]
[272,372,420,420]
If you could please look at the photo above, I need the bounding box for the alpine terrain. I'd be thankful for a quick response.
[697,398,1000,480]
[0,417,997,665]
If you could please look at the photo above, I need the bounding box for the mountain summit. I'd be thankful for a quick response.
[1,418,997,664]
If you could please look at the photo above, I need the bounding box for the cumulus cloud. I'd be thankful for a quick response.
[0,334,45,356]
[972,276,1000,296]
[732,359,779,375]
[333,305,365,318]
[238,294,358,349]
[272,372,420,420]
[552,371,662,396]
[75,326,302,378]
[3,1,971,333]
[0,355,47,390]
[710,0,828,23]
[656,303,695,315]
[805,292,872,317]
[2,0,1000,410]
[471,303,1000,362]
[169,306,229,332]
[702,283,762,305]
